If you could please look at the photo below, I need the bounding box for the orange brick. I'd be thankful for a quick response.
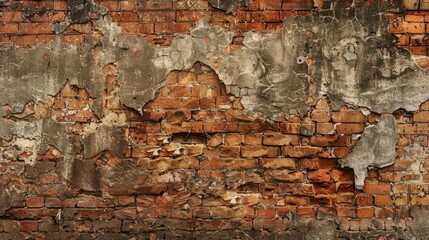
[139,11,176,22]
[54,1,68,10]
[120,22,154,34]
[0,23,18,34]
[311,111,331,122]
[26,196,44,208]
[120,0,137,10]
[109,12,139,22]
[335,123,366,134]
[48,12,66,22]
[282,0,313,10]
[356,207,374,218]
[389,22,425,34]
[19,221,38,232]
[282,146,323,158]
[263,134,300,146]
[20,23,53,34]
[363,182,391,194]
[356,194,373,206]
[0,12,22,22]
[405,14,425,22]
[224,133,244,145]
[332,110,366,122]
[176,11,210,21]
[244,134,263,145]
[309,135,351,147]
[414,111,429,122]
[279,122,301,134]
[374,195,393,206]
[62,35,85,44]
[297,206,316,218]
[155,22,191,33]
[308,169,331,183]
[316,123,334,134]
[337,206,355,217]
[10,35,55,46]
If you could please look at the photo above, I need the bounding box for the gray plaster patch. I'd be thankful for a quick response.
[305,219,338,240]
[410,206,429,236]
[80,125,128,158]
[339,115,399,189]
[207,0,249,13]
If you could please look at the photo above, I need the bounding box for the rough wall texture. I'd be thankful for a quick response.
[2,0,429,239]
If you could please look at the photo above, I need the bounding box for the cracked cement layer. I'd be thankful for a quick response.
[106,1,429,117]
[0,1,428,183]
[339,115,399,189]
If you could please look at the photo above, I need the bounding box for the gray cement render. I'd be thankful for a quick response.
[0,0,427,226]
[338,115,399,189]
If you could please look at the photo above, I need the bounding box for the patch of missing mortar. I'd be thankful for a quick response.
[207,0,251,13]
[339,115,399,189]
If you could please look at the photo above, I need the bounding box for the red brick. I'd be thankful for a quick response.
[266,170,305,182]
[316,123,334,134]
[332,110,366,122]
[241,146,269,157]
[26,196,44,208]
[62,35,85,44]
[263,134,300,146]
[279,122,301,134]
[335,123,366,134]
[155,22,191,33]
[309,135,351,147]
[356,207,374,218]
[53,1,68,10]
[356,194,373,206]
[48,11,66,23]
[0,12,22,22]
[109,12,139,22]
[139,11,176,22]
[176,11,210,21]
[0,23,18,34]
[10,35,54,46]
[308,169,331,183]
[282,0,314,10]
[250,11,280,22]
[19,221,38,232]
[120,22,154,34]
[282,146,323,158]
[146,97,181,109]
[297,207,316,218]
[414,111,429,122]
[137,0,173,10]
[20,23,53,34]
[165,109,192,123]
[389,22,425,34]
[121,1,137,10]
[364,182,392,194]
[332,147,352,158]
[224,133,244,145]
[374,195,393,206]
[330,169,354,182]
[259,158,296,170]
[311,111,331,122]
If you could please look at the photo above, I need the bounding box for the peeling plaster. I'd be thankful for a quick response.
[339,115,399,189]
[1,1,429,190]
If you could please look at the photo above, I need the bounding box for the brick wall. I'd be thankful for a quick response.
[1,0,429,239]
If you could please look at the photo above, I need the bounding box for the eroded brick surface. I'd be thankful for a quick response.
[1,0,429,239]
